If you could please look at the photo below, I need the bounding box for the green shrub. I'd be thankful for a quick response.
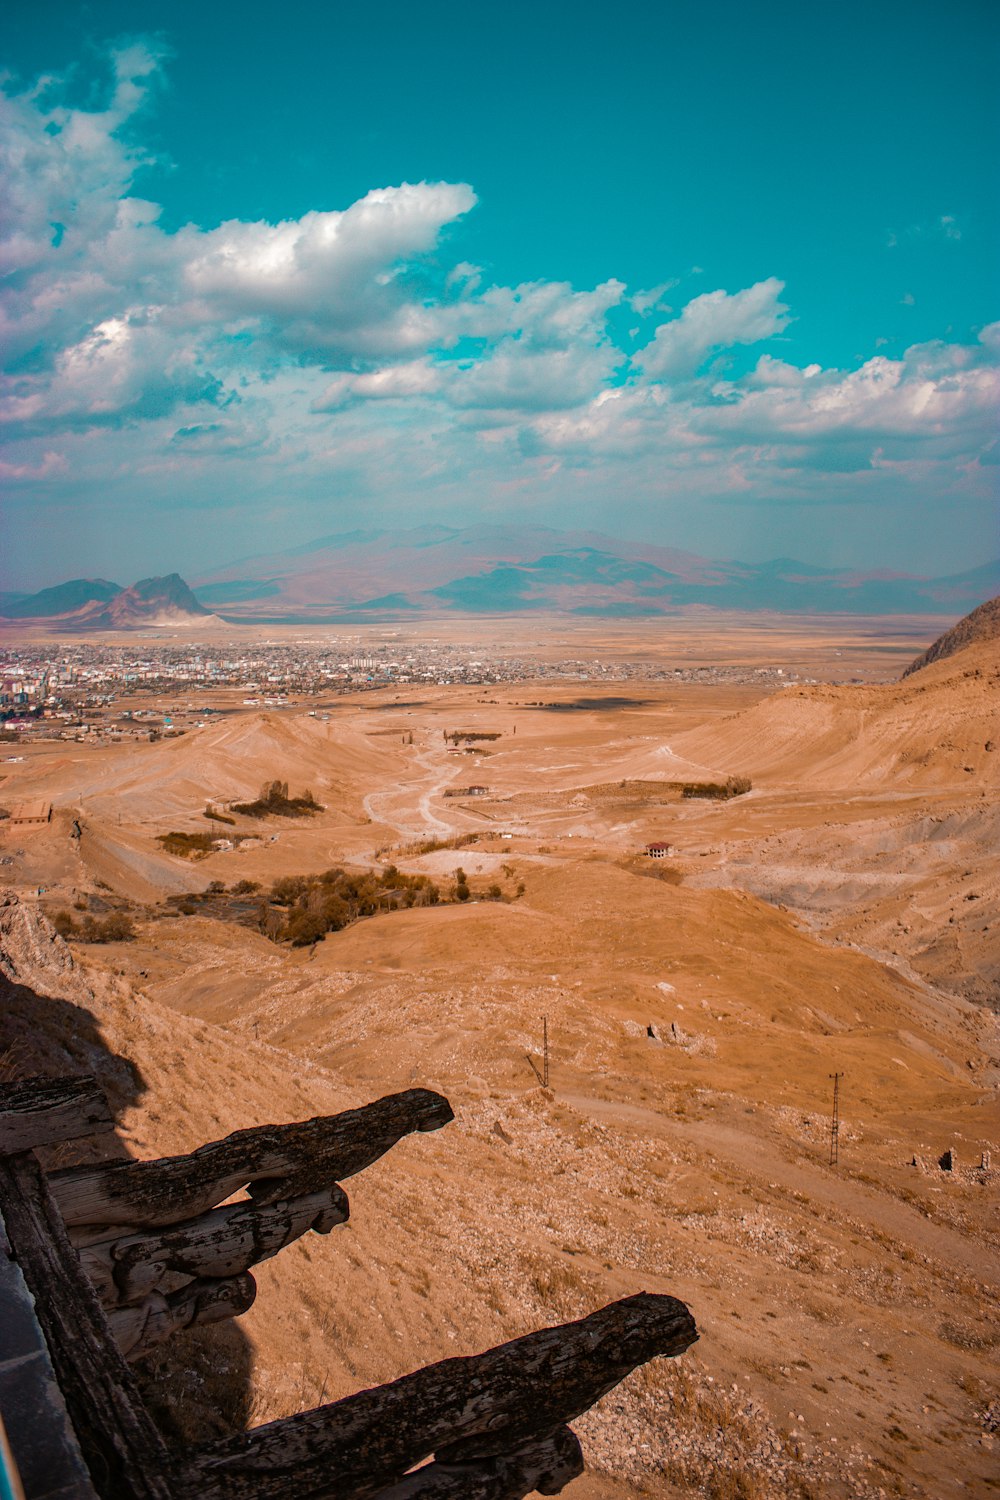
[268,866,444,941]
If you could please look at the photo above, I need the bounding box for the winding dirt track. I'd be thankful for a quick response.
[361,734,484,840]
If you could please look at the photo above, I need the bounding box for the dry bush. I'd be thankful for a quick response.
[681,775,753,800]
[578,1357,818,1500]
[53,910,136,943]
[525,1259,592,1320]
[157,830,216,859]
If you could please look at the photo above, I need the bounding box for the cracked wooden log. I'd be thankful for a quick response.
[48,1088,454,1231]
[0,1149,174,1499]
[368,1424,584,1499]
[0,1075,113,1155]
[79,1183,349,1306]
[108,1272,258,1360]
[183,1292,698,1500]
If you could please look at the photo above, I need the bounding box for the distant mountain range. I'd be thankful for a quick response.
[192,525,999,618]
[0,578,123,618]
[2,529,997,625]
[0,573,215,629]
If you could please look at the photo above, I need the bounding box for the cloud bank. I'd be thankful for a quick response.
[1,44,996,581]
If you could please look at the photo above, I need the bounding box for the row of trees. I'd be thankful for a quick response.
[680,775,752,800]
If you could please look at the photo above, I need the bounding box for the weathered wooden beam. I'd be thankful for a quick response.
[49,1089,453,1230]
[0,1076,113,1156]
[0,1150,175,1499]
[108,1273,257,1361]
[79,1185,349,1306]
[368,1424,583,1499]
[183,1292,698,1500]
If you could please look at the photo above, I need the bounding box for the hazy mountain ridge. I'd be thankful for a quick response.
[0,578,122,618]
[5,530,998,623]
[193,526,999,618]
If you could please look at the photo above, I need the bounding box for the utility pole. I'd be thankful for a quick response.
[543,1015,550,1089]
[829,1072,843,1165]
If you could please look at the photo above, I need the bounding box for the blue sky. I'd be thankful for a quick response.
[2,0,997,589]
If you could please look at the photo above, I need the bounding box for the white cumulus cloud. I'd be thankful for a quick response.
[634,278,790,379]
[1,40,996,577]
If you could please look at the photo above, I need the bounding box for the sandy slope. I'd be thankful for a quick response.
[4,885,998,1498]
[669,642,999,791]
[45,712,405,821]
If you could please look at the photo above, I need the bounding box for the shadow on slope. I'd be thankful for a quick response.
[0,902,255,1444]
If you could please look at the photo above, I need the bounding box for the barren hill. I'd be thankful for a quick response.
[21,712,398,821]
[76,573,215,629]
[902,593,1000,676]
[661,640,999,1006]
[669,637,999,791]
[2,825,998,1497]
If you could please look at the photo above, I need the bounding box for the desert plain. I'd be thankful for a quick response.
[1,611,997,1500]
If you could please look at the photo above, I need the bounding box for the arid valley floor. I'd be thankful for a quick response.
[1,613,997,1500]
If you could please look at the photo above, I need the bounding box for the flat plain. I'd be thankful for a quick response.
[1,612,997,1500]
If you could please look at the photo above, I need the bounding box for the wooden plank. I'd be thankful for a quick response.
[49,1089,453,1230]
[368,1425,583,1499]
[79,1185,349,1307]
[0,1151,175,1500]
[183,1292,698,1500]
[0,1078,113,1157]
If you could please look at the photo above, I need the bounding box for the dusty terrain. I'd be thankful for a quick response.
[1,614,997,1499]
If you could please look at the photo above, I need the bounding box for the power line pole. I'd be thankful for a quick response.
[829,1072,843,1165]
[542,1015,550,1089]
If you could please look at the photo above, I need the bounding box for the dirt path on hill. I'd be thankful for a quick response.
[361,736,471,839]
[560,1092,997,1281]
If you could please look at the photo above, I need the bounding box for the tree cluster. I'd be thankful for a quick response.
[231,780,324,818]
[269,865,441,946]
